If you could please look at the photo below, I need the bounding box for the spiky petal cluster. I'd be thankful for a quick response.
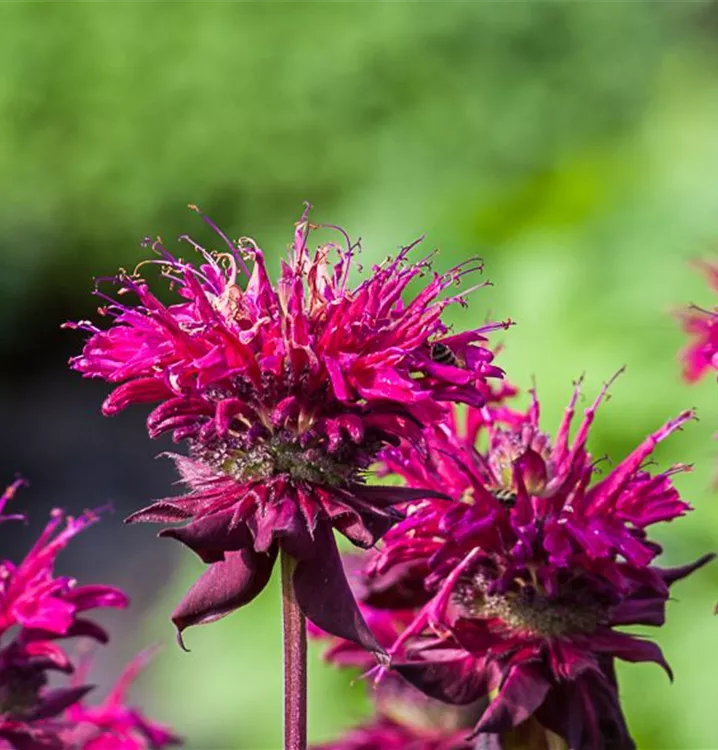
[678,260,718,381]
[60,648,180,750]
[0,481,179,750]
[67,206,508,650]
[366,377,711,749]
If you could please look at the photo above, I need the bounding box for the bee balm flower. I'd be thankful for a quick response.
[67,205,509,650]
[62,648,180,750]
[678,260,718,382]
[0,481,179,750]
[367,376,712,750]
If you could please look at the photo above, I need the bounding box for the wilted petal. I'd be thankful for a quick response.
[659,552,714,585]
[28,685,94,720]
[393,654,489,705]
[159,510,252,563]
[474,664,550,734]
[249,496,312,556]
[292,525,382,654]
[172,547,277,646]
[590,630,672,680]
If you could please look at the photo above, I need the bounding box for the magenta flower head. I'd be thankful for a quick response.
[61,647,181,750]
[678,259,718,382]
[0,480,178,749]
[0,481,128,646]
[0,480,180,750]
[66,205,508,651]
[368,375,712,750]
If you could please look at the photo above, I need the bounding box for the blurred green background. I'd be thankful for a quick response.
[2,2,718,748]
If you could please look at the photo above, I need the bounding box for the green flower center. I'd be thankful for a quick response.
[457,575,606,637]
[198,434,363,487]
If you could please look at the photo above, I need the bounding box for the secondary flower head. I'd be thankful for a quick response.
[0,512,127,643]
[678,259,718,382]
[0,480,179,750]
[367,375,711,749]
[67,205,509,650]
[61,647,181,750]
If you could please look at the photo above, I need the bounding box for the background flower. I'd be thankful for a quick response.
[678,260,718,383]
[0,482,179,750]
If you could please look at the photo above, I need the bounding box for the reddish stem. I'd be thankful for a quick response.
[281,550,307,750]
